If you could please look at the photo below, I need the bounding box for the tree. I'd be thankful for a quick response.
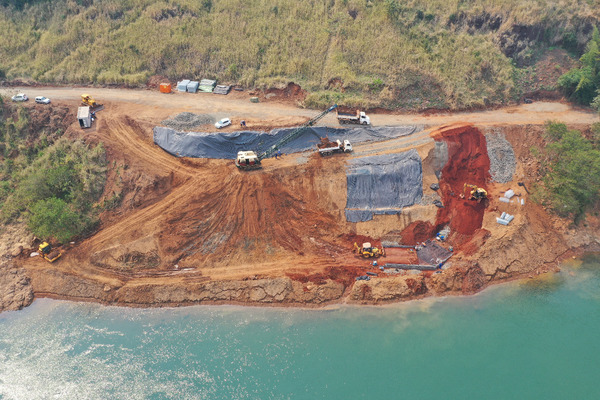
[28,197,88,243]
[558,26,600,105]
[536,122,600,222]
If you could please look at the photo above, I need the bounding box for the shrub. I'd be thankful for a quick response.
[534,122,600,222]
[28,197,90,243]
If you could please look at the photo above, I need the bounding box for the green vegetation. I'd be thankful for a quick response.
[0,0,598,109]
[558,27,600,108]
[0,98,107,243]
[533,122,600,222]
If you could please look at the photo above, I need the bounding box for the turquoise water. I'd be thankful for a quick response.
[1,256,599,400]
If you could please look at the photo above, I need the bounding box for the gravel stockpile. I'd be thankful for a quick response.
[485,130,516,183]
[161,113,215,131]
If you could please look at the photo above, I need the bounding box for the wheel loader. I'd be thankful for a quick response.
[38,242,62,263]
[463,183,488,203]
[353,242,385,258]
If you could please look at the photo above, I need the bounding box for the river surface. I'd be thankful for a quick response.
[1,255,599,400]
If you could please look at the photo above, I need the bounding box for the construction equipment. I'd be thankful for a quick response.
[337,109,370,125]
[353,242,385,258]
[463,183,488,202]
[317,138,353,156]
[81,94,104,111]
[235,104,338,170]
[38,242,62,263]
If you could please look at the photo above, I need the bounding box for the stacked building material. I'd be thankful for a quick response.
[496,212,515,225]
[213,85,231,95]
[186,81,199,93]
[199,79,217,93]
[177,80,191,92]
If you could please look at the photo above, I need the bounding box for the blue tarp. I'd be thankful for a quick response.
[345,150,423,222]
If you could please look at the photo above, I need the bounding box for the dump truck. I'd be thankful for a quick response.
[317,138,353,156]
[337,109,370,125]
[38,242,62,263]
[353,242,385,258]
[81,94,104,111]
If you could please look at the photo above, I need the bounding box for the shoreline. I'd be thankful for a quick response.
[5,247,594,314]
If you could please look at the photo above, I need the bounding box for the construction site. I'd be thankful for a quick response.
[2,85,600,309]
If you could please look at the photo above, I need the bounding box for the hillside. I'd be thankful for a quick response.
[1,0,599,109]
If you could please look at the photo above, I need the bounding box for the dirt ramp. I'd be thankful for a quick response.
[432,124,490,235]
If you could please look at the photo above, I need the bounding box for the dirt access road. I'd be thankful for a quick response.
[2,86,599,127]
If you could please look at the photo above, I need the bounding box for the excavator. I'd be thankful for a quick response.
[463,183,488,203]
[235,104,338,170]
[353,242,385,258]
[81,94,104,111]
[38,242,62,263]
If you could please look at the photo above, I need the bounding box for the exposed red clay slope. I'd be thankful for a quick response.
[432,124,491,236]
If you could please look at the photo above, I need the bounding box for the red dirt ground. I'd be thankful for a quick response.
[432,124,491,237]
[400,221,435,245]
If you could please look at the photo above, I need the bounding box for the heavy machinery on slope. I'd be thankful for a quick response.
[353,242,385,258]
[463,183,488,202]
[235,104,338,170]
[81,94,104,111]
[38,242,62,263]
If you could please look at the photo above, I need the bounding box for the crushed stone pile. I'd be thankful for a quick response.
[154,125,421,159]
[161,112,215,131]
[345,150,423,222]
[485,130,516,183]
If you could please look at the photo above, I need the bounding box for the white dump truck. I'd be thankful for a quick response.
[336,109,370,125]
[317,138,353,156]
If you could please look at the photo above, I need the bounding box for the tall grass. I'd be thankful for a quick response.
[0,0,598,109]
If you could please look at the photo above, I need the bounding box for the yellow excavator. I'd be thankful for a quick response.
[81,94,104,111]
[463,183,488,203]
[353,242,385,258]
[38,242,62,263]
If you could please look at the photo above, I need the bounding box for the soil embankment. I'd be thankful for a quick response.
[1,92,599,309]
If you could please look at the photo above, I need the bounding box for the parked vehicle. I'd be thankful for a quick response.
[317,138,353,156]
[35,96,51,104]
[11,93,28,102]
[337,109,370,125]
[215,118,232,129]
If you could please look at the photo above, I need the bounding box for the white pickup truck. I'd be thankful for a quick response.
[317,139,353,156]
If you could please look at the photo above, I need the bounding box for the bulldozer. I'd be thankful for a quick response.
[81,94,104,111]
[463,183,488,203]
[353,242,385,258]
[38,242,62,263]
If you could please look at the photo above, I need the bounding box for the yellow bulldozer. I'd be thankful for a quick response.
[81,94,104,111]
[38,242,62,263]
[463,183,488,203]
[353,242,385,258]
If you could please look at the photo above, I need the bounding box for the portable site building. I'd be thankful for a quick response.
[77,106,92,129]
[177,80,191,92]
[186,81,199,93]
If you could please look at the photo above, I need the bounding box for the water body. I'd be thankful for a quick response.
[1,255,599,400]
